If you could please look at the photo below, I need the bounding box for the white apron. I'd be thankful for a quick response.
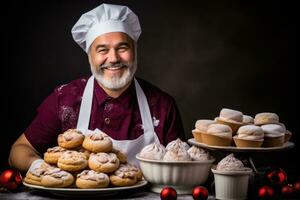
[76,76,160,165]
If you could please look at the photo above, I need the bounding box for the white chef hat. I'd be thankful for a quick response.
[71,3,141,53]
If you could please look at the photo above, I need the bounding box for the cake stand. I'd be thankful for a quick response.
[188,138,295,173]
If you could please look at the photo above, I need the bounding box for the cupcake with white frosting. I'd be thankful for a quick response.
[215,108,244,134]
[242,115,254,125]
[261,124,285,147]
[233,125,264,147]
[192,119,216,142]
[201,124,232,146]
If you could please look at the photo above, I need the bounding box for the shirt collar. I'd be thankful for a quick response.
[93,78,136,108]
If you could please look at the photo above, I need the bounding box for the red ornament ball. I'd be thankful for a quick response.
[294,181,300,193]
[192,186,208,200]
[0,169,22,190]
[258,185,274,199]
[160,186,177,200]
[281,184,294,198]
[266,168,287,185]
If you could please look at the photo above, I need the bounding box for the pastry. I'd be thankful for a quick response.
[110,165,137,186]
[121,163,143,181]
[111,148,127,163]
[233,125,264,147]
[192,119,216,142]
[75,170,109,188]
[44,146,67,165]
[24,162,53,186]
[242,115,254,125]
[166,138,190,151]
[57,129,84,149]
[88,152,120,173]
[41,167,74,188]
[57,150,88,172]
[215,108,243,133]
[187,146,212,161]
[139,142,166,160]
[82,131,113,153]
[202,124,232,146]
[254,112,279,125]
[261,124,285,147]
[163,146,192,161]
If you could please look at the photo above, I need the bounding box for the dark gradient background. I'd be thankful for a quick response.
[2,1,297,180]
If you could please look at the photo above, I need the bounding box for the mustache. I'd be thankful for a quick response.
[99,62,131,69]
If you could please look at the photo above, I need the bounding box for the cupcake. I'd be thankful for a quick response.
[211,154,252,200]
[242,115,254,125]
[192,119,216,143]
[254,112,279,125]
[139,143,166,160]
[233,125,264,147]
[215,108,243,134]
[261,124,285,147]
[202,124,232,146]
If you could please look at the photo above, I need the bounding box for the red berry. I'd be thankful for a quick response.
[192,186,208,200]
[160,186,177,200]
[258,185,274,199]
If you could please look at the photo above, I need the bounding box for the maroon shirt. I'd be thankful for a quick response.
[25,77,185,154]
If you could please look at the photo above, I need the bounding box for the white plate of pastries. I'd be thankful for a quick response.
[191,108,294,151]
[23,129,147,197]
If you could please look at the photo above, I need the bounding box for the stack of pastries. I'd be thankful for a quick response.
[193,108,292,148]
[24,129,142,188]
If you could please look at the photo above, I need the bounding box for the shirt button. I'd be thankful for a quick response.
[104,117,110,125]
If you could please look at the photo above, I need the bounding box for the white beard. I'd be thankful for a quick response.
[90,61,137,91]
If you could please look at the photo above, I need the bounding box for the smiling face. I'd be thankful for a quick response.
[88,32,137,92]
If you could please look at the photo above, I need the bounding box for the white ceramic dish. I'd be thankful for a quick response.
[23,180,148,197]
[211,168,252,200]
[136,154,215,194]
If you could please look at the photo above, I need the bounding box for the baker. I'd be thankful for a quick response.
[8,3,185,172]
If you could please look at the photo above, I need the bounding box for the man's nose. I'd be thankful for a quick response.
[107,49,120,63]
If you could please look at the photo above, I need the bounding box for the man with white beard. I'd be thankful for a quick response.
[9,3,185,172]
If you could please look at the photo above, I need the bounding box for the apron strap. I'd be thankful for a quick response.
[76,76,94,133]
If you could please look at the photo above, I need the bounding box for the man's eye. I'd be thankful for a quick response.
[98,49,108,53]
[118,46,128,52]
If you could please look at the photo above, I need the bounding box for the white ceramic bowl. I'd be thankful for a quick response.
[136,154,215,194]
[211,167,253,200]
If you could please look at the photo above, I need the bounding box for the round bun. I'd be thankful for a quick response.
[57,129,84,149]
[110,165,137,187]
[44,146,67,165]
[41,167,74,188]
[75,170,109,188]
[57,151,88,172]
[82,132,112,153]
[254,112,279,125]
[88,153,120,173]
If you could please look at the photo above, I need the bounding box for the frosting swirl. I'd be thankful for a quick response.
[139,143,166,160]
